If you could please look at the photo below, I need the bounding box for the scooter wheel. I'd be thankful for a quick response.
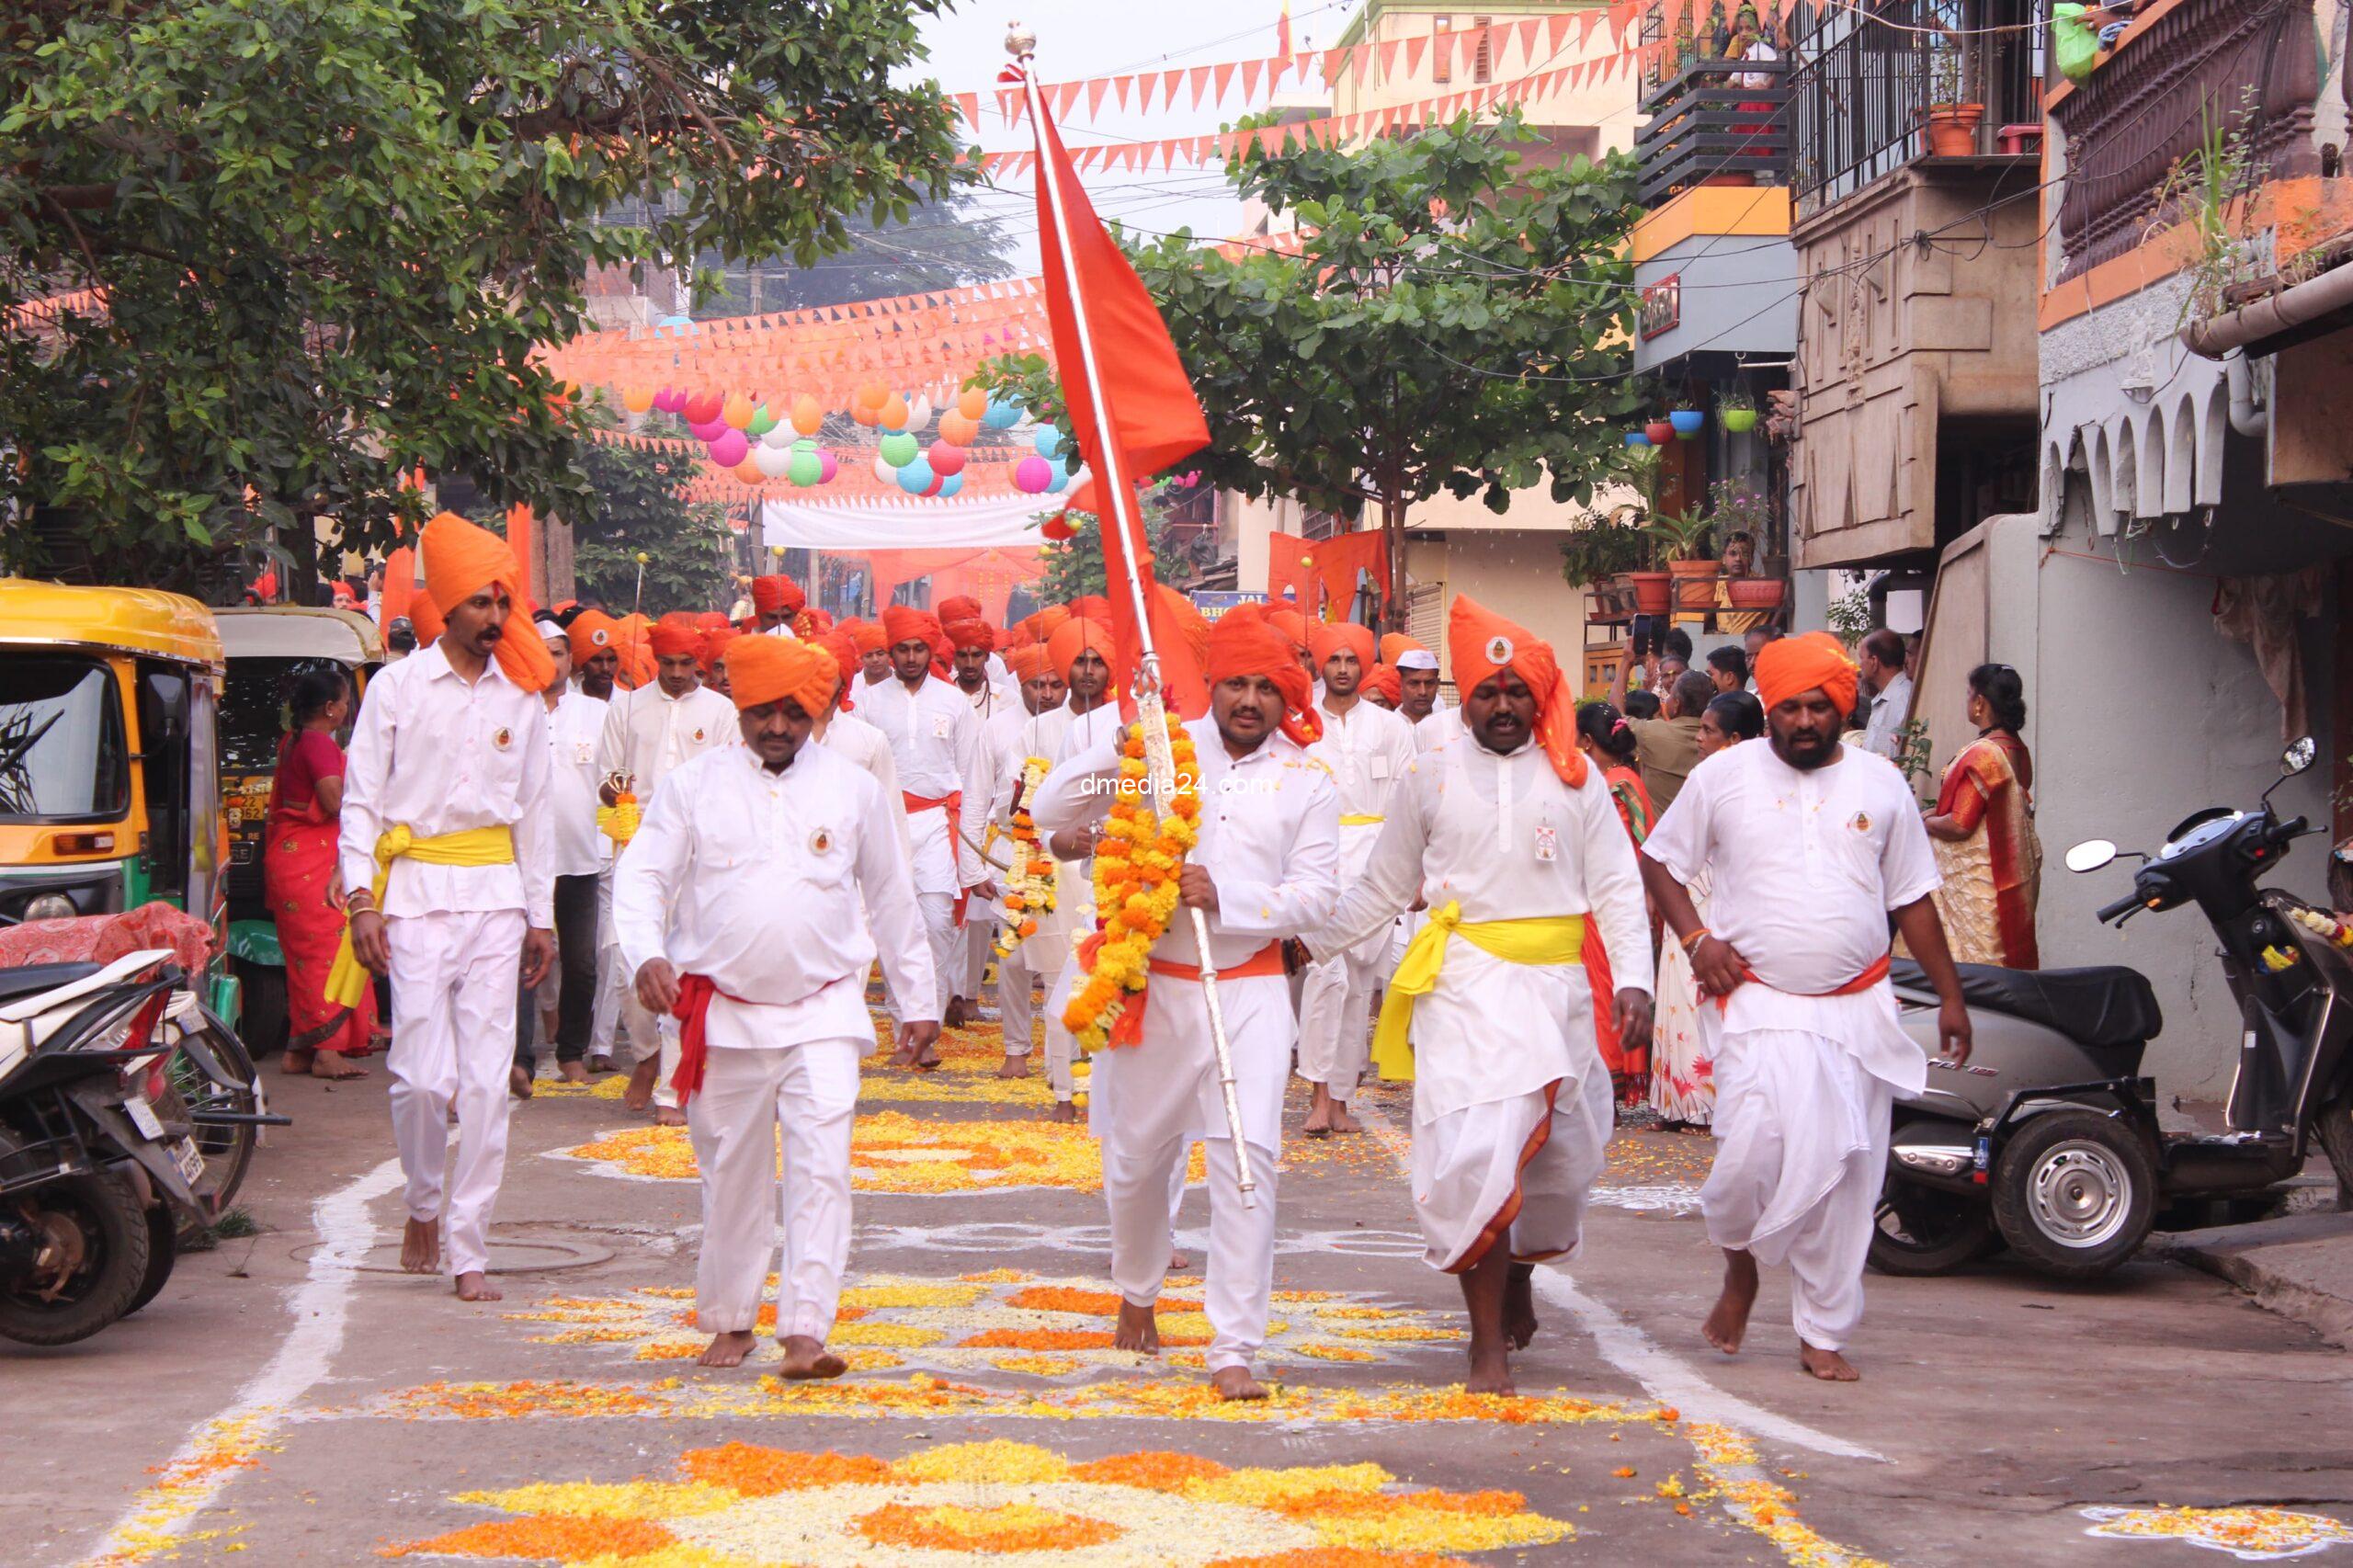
[1990,1109,2155,1279]
[0,1173,152,1345]
[1869,1176,1997,1276]
[124,1204,179,1318]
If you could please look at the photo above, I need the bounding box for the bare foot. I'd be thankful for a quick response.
[559,1060,590,1085]
[997,1052,1031,1079]
[1464,1341,1517,1396]
[655,1104,687,1128]
[699,1330,757,1368]
[1503,1265,1539,1351]
[1169,1250,1189,1271]
[401,1218,440,1274]
[509,1064,534,1100]
[779,1335,848,1380]
[1113,1299,1161,1354]
[1329,1104,1363,1135]
[279,1047,316,1076]
[623,1058,659,1111]
[1799,1344,1860,1381]
[1703,1250,1759,1356]
[454,1270,502,1302]
[1050,1099,1079,1124]
[311,1051,368,1080]
[585,1053,614,1075]
[1211,1365,1268,1402]
[1302,1083,1335,1138]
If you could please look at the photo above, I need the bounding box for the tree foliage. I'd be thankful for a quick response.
[530,411,733,613]
[977,108,1646,620]
[0,0,966,593]
[697,192,1018,317]
[1034,499,1198,606]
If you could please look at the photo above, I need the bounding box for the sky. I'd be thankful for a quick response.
[914,0,1363,272]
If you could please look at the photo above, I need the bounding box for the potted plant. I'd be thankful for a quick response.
[1669,401,1705,439]
[1719,385,1758,434]
[1558,510,1653,620]
[1708,478,1782,608]
[1644,506,1721,609]
[1643,415,1677,446]
[1921,46,1983,157]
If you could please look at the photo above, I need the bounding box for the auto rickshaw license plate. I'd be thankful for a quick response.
[172,1136,205,1186]
[124,1095,165,1141]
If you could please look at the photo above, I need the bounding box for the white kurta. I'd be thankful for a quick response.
[1319,730,1652,1271]
[1641,740,1940,1350]
[1031,717,1339,1370]
[1008,699,1123,1099]
[338,642,554,1279]
[976,699,1043,1043]
[1297,698,1418,1104]
[614,743,934,1343]
[545,688,611,881]
[1414,705,1464,754]
[860,674,990,1017]
[814,709,910,860]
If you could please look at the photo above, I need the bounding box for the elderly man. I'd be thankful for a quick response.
[1641,631,1971,1381]
[595,617,735,1121]
[861,603,994,1051]
[619,636,936,1374]
[1031,605,1339,1401]
[1298,619,1418,1136]
[1857,628,1913,759]
[1313,597,1652,1393]
[339,513,556,1302]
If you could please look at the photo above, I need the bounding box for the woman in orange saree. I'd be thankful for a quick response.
[265,668,376,1077]
[1926,664,2042,969]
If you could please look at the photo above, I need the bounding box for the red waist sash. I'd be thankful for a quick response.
[668,971,748,1108]
[1713,951,1893,1016]
[903,789,968,925]
[1078,937,1286,1049]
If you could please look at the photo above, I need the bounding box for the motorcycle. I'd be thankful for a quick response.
[1870,737,2353,1281]
[0,950,254,1344]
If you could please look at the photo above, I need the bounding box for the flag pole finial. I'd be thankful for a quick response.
[1005,22,1037,62]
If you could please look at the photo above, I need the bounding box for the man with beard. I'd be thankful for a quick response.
[339,513,556,1301]
[1030,606,1339,1401]
[1640,631,1971,1381]
[1298,619,1417,1136]
[1311,597,1651,1392]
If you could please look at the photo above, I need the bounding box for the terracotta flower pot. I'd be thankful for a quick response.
[1668,559,1721,610]
[1628,570,1672,615]
[1726,576,1786,609]
[1922,103,1984,158]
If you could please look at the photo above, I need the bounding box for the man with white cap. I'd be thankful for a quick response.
[513,618,608,1093]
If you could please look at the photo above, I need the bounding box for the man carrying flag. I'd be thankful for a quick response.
[1311,598,1652,1393]
[1640,631,1971,1382]
[1030,607,1339,1400]
[617,636,936,1374]
[339,513,557,1302]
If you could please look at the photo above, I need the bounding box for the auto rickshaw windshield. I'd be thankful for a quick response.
[0,655,131,822]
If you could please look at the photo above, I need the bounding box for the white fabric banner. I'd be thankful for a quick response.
[760,493,1055,551]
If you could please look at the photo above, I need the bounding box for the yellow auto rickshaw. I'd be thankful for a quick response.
[0,581,234,1019]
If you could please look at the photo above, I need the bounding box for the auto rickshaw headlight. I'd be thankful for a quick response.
[21,893,78,923]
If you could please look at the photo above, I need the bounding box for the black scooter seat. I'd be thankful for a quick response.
[1890,959,2162,1050]
[0,960,104,1004]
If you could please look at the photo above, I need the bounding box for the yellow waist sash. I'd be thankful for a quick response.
[1338,812,1386,826]
[1370,902,1586,1082]
[324,824,516,1008]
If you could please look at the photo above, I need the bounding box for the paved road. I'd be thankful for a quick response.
[10,1013,2353,1568]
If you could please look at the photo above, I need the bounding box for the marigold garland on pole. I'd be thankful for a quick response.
[994,756,1060,961]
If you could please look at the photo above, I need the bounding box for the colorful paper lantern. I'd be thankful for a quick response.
[896,457,936,494]
[688,417,729,442]
[878,393,910,431]
[1013,456,1053,494]
[816,450,838,483]
[791,395,824,436]
[1042,456,1070,493]
[721,393,756,429]
[879,431,919,468]
[682,391,723,426]
[1032,426,1064,459]
[760,421,796,449]
[872,453,897,484]
[708,428,750,467]
[621,385,655,415]
[745,402,779,437]
[938,409,980,447]
[906,393,933,429]
[957,387,989,421]
[753,443,792,478]
[788,447,823,486]
[654,387,684,414]
[854,381,888,410]
[732,457,765,483]
[927,440,966,477]
[939,472,965,498]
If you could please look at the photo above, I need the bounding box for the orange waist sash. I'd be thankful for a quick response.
[1714,952,1892,1015]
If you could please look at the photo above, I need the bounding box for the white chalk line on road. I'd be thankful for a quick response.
[1351,1097,1882,1464]
[76,1155,404,1567]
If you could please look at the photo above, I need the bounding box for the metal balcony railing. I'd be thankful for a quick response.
[1789,0,2040,217]
[1637,56,1790,208]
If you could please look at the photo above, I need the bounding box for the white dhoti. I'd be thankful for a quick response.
[1296,820,1386,1103]
[385,908,526,1278]
[688,1037,863,1343]
[1415,1064,1611,1272]
[593,866,680,1104]
[1092,968,1290,1372]
[884,892,959,1023]
[1701,1024,1897,1352]
[996,943,1036,1057]
[961,918,992,1001]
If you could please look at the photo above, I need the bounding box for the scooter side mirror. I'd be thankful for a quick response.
[2282,736,2317,777]
[2064,839,2119,874]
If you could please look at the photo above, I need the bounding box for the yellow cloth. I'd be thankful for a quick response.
[1338,812,1386,826]
[1370,902,1586,1082]
[597,798,641,847]
[323,824,516,1007]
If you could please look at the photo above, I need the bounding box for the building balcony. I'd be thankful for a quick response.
[1789,0,2040,219]
[1636,55,1790,207]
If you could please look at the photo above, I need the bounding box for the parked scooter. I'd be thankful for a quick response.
[1870,738,2353,1280]
[0,951,244,1344]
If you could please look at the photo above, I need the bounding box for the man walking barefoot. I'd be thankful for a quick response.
[1640,631,1971,1381]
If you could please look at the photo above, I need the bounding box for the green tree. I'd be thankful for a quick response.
[1034,496,1198,606]
[0,0,966,594]
[695,192,1018,317]
[481,410,733,612]
[977,109,1647,624]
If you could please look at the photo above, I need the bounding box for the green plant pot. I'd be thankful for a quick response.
[1722,408,1758,433]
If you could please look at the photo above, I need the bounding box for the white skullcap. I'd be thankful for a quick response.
[1396,649,1439,671]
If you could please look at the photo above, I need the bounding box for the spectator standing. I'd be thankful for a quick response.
[1858,629,1914,760]
[1923,664,2041,969]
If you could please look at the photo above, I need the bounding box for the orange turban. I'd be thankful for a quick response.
[1448,594,1584,788]
[1046,616,1114,683]
[612,614,655,688]
[1307,620,1377,676]
[406,591,445,645]
[937,594,983,624]
[699,625,740,675]
[750,574,805,618]
[1267,607,1309,653]
[1364,663,1402,706]
[804,608,834,635]
[842,618,887,655]
[816,630,861,710]
[1005,643,1055,684]
[419,512,554,693]
[943,617,995,653]
[1154,585,1212,668]
[881,605,949,670]
[722,634,836,716]
[1380,632,1424,666]
[649,616,703,661]
[1754,630,1859,717]
[566,608,619,662]
[696,610,731,631]
[1069,595,1111,620]
[1205,605,1320,746]
[1029,605,1072,644]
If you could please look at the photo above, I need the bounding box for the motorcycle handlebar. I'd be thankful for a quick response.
[2096,891,2144,923]
[2276,815,2311,840]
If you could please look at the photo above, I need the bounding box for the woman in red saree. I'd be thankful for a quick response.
[1576,702,1654,1104]
[265,668,375,1077]
[1926,664,2042,969]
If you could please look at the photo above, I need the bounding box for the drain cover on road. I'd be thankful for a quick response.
[292,1224,613,1276]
